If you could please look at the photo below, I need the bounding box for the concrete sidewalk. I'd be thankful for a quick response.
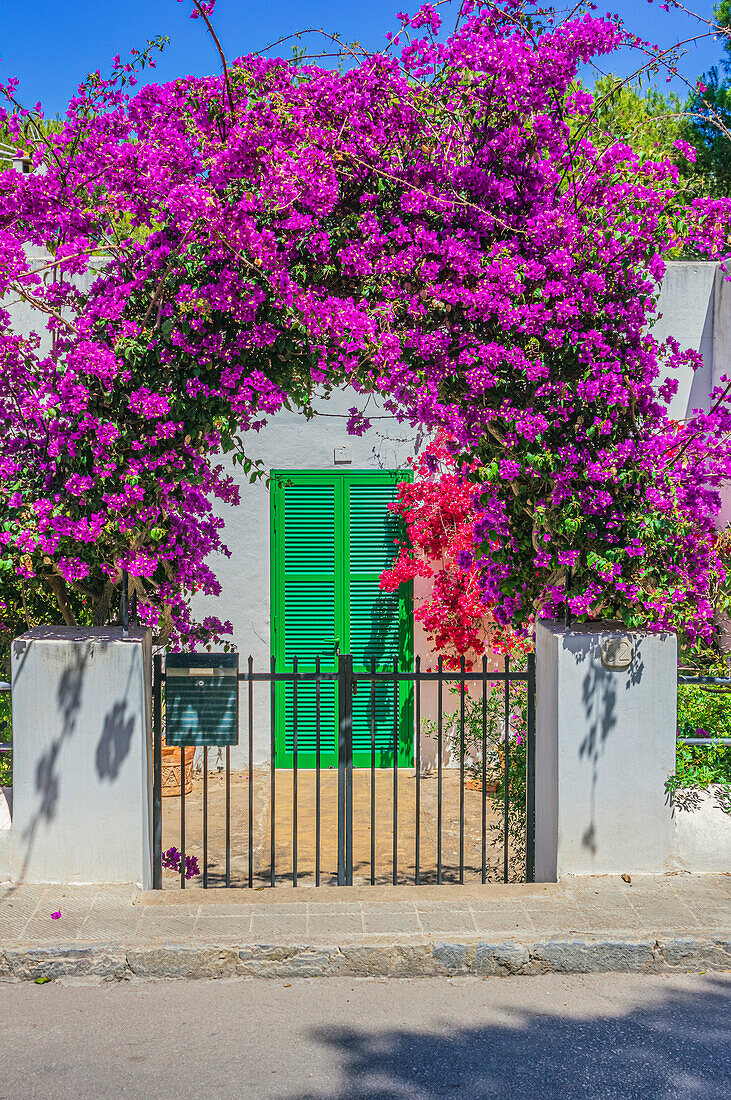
[0,874,728,981]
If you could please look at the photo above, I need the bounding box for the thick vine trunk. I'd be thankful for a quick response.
[92,580,114,626]
[714,605,731,669]
[44,574,77,627]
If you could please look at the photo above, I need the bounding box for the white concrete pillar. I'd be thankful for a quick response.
[10,627,153,887]
[535,621,677,880]
[0,789,11,882]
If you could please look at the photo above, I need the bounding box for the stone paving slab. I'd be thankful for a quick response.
[0,874,727,979]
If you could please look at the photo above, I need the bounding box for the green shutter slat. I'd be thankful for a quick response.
[284,578,335,664]
[283,682,337,755]
[278,481,339,762]
[284,487,335,574]
[273,472,413,768]
[349,487,401,572]
[349,582,400,665]
[352,685,398,758]
[283,485,336,667]
[348,485,401,671]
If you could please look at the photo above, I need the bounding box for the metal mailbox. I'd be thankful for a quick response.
[165,653,239,747]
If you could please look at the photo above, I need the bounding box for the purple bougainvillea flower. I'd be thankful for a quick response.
[162,846,181,871]
[162,846,200,878]
[50,911,61,919]
[1,0,731,658]
[184,854,201,880]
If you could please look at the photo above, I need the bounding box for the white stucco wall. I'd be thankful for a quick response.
[9,627,153,887]
[652,261,717,421]
[3,247,103,354]
[651,261,731,529]
[535,621,678,879]
[0,788,11,882]
[670,786,731,873]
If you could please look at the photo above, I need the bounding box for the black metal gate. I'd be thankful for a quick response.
[152,653,536,889]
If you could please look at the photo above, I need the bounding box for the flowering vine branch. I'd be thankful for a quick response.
[0,0,730,656]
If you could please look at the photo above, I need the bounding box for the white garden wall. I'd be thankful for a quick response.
[0,789,11,881]
[670,786,731,873]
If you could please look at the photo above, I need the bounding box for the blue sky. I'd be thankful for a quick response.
[0,1,724,116]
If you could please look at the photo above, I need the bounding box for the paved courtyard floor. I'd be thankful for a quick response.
[161,768,517,888]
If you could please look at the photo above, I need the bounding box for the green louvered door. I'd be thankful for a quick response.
[272,471,413,768]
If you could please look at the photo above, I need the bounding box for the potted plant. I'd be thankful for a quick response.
[159,737,195,797]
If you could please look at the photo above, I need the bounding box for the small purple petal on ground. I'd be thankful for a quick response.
[50,911,61,919]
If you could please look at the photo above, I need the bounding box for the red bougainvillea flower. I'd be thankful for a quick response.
[381,433,530,668]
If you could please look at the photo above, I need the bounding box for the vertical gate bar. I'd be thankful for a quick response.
[503,654,510,884]
[337,654,346,886]
[248,656,253,890]
[459,655,465,885]
[345,655,353,887]
[203,747,208,889]
[415,655,421,886]
[481,655,487,885]
[437,656,443,885]
[270,654,276,888]
[152,656,162,890]
[225,746,231,887]
[315,656,321,888]
[180,744,186,889]
[293,655,298,888]
[526,652,536,884]
[392,657,398,886]
[370,656,376,886]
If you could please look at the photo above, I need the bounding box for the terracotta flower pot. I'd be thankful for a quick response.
[159,743,195,797]
[465,775,499,793]
[465,745,505,793]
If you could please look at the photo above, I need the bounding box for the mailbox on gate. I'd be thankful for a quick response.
[165,653,239,746]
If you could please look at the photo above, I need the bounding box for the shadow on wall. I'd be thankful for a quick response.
[7,635,90,889]
[95,700,136,781]
[302,977,730,1100]
[566,632,645,859]
[7,631,139,891]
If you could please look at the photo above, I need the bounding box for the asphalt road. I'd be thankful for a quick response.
[0,972,729,1099]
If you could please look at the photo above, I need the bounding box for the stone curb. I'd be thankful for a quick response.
[1,936,729,981]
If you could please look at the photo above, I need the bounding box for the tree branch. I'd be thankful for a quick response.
[44,574,77,626]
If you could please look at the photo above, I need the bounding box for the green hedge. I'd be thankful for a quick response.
[0,692,10,787]
[666,685,731,807]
